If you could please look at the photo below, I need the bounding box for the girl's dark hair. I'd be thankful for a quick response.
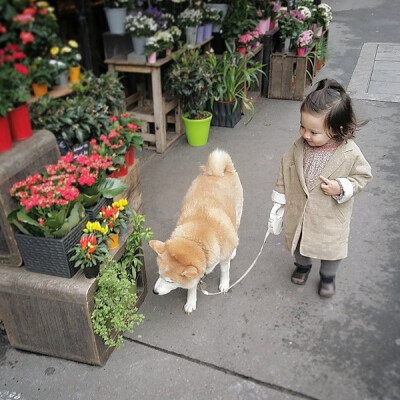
[301,79,363,142]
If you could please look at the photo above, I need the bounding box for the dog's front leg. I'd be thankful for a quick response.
[219,259,231,293]
[184,286,197,313]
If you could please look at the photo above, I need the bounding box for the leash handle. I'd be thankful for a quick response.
[200,227,271,296]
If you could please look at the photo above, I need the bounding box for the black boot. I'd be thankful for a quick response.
[318,274,336,297]
[291,263,312,285]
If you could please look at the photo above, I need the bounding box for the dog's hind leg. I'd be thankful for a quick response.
[219,259,231,293]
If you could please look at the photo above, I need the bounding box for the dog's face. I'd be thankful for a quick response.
[150,239,206,295]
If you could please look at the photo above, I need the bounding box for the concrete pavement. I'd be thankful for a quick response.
[1,1,400,399]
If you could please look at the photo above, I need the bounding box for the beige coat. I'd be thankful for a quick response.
[274,138,372,260]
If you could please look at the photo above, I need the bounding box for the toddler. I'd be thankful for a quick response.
[268,78,372,297]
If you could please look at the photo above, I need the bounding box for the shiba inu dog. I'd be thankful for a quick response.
[150,149,243,313]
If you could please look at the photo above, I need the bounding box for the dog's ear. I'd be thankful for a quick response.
[181,266,199,279]
[149,240,165,255]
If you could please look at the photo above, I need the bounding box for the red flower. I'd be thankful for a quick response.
[0,24,7,34]
[20,31,34,44]
[14,13,34,24]
[7,44,20,52]
[14,63,29,75]
[109,116,117,122]
[11,51,26,60]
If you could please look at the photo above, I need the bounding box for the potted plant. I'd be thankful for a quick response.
[220,0,258,50]
[276,9,307,52]
[109,112,144,165]
[125,11,158,55]
[104,0,132,34]
[207,43,265,127]
[69,229,109,279]
[91,210,153,349]
[166,46,214,146]
[30,56,58,97]
[255,0,272,34]
[313,35,328,71]
[202,5,223,39]
[177,8,203,46]
[54,40,82,83]
[95,198,132,249]
[145,30,174,62]
[0,44,33,142]
[311,3,332,32]
[295,29,314,56]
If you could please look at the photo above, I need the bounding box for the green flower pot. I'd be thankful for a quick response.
[182,112,212,147]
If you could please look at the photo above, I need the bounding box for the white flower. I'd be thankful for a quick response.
[178,8,203,26]
[125,12,158,36]
[298,6,311,19]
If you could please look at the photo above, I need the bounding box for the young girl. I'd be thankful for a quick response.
[268,78,372,297]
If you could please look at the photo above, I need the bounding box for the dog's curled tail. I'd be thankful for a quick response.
[201,149,236,177]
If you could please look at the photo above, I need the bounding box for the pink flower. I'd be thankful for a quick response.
[20,31,34,44]
[14,63,29,75]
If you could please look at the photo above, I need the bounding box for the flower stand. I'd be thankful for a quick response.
[0,159,146,366]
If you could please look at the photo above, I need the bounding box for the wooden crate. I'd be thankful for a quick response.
[268,51,316,100]
[261,26,281,97]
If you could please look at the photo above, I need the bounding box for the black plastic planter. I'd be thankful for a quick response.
[211,100,242,128]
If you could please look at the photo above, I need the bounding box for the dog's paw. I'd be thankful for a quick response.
[184,302,196,313]
[219,281,230,293]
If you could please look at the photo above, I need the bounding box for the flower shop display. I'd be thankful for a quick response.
[125,11,158,55]
[104,0,131,34]
[237,28,262,54]
[296,29,313,55]
[207,1,229,33]
[269,1,281,29]
[166,46,213,146]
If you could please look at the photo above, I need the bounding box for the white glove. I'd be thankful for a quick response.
[268,203,285,235]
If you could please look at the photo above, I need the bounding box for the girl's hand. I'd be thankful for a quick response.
[320,176,341,196]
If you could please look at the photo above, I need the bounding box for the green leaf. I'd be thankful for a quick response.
[98,178,127,198]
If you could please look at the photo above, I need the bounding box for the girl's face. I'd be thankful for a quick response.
[299,111,333,147]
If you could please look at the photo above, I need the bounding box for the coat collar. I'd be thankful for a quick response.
[293,138,354,193]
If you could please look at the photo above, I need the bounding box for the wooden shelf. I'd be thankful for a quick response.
[28,85,73,104]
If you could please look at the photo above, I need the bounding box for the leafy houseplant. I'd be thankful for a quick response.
[166,46,213,119]
[91,211,153,348]
[276,10,306,40]
[207,43,265,124]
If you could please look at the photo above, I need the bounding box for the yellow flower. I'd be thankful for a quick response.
[50,46,59,56]
[60,46,71,54]
[37,1,49,7]
[68,40,79,48]
[84,221,109,235]
[112,198,128,211]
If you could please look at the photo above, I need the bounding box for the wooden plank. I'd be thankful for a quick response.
[281,56,295,99]
[293,56,307,100]
[151,68,167,153]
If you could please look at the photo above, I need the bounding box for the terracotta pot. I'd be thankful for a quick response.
[7,104,33,141]
[0,115,13,152]
[32,83,48,98]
